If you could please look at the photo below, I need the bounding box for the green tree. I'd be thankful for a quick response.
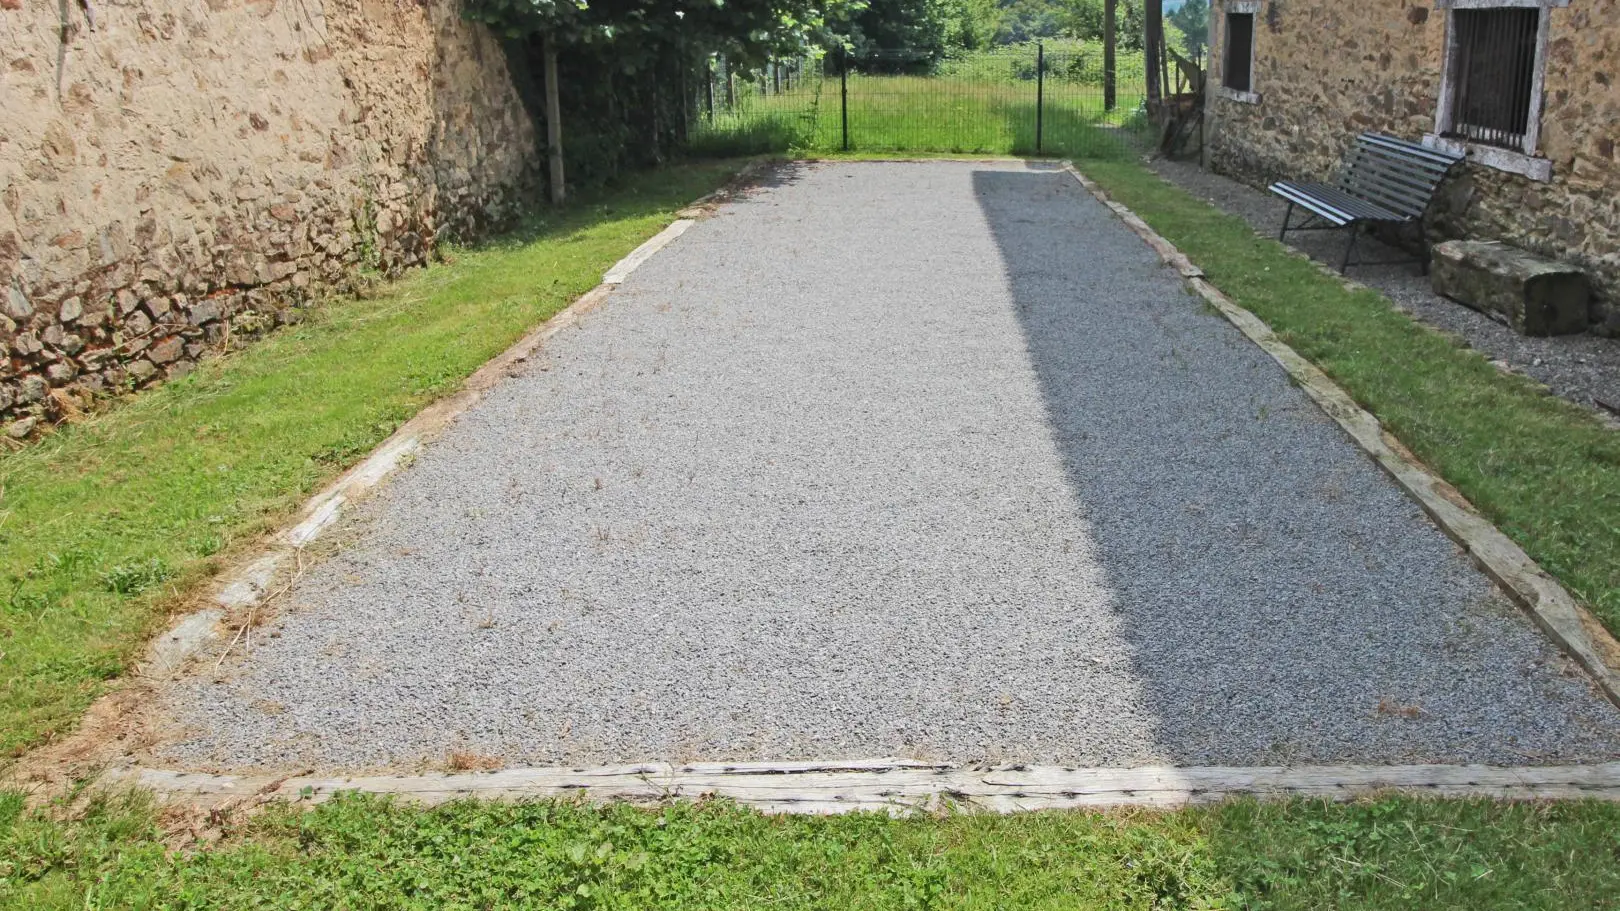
[1167,0,1208,59]
[938,0,1003,50]
[994,0,1065,42]
[831,0,948,66]
[1058,0,1145,52]
[458,0,868,192]
[829,0,1014,70]
[462,0,862,64]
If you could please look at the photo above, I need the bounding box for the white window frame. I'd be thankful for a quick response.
[1423,0,1567,182]
[1217,1,1263,105]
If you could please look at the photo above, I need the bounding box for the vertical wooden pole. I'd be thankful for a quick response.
[543,33,565,205]
[1202,0,1217,167]
[1145,0,1164,110]
[1035,42,1045,154]
[706,60,715,122]
[679,47,690,142]
[1104,0,1117,112]
[840,50,850,151]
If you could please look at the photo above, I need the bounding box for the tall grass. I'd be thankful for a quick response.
[689,46,1152,160]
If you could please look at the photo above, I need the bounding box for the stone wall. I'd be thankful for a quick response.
[0,0,537,435]
[1204,0,1620,336]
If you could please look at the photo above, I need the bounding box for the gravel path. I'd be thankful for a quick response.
[1150,159,1620,422]
[159,161,1620,773]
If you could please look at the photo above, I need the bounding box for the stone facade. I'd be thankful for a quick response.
[1204,0,1620,336]
[0,0,537,430]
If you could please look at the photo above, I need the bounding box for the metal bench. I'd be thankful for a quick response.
[1270,133,1465,274]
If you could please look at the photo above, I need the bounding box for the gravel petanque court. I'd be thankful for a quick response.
[160,161,1620,773]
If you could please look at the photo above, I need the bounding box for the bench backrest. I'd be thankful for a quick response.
[1337,134,1465,220]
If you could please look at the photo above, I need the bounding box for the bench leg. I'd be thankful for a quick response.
[1417,221,1431,276]
[1340,225,1360,274]
[1279,202,1295,241]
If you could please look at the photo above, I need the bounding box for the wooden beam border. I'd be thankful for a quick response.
[108,760,1620,813]
[1061,161,1620,709]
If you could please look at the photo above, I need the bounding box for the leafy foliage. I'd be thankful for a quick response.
[1059,0,1147,51]
[822,1,1158,71]
[952,0,1147,51]
[462,1,867,193]
[498,29,698,190]
[831,0,954,71]
[462,0,861,65]
[1168,0,1208,58]
[463,1,1160,185]
[937,0,1003,50]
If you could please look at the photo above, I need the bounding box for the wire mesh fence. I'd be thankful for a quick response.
[685,55,830,156]
[686,44,1154,161]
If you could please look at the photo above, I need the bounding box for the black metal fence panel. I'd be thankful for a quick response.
[687,45,1153,161]
[1448,9,1540,151]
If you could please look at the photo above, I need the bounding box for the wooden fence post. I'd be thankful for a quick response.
[543,33,566,206]
[1203,0,1216,167]
[1145,0,1165,111]
[1036,42,1045,154]
[840,49,850,152]
[1104,0,1117,112]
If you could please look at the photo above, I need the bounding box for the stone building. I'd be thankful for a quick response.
[0,0,537,434]
[1203,0,1619,336]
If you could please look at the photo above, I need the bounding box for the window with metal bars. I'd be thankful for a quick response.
[1223,12,1255,93]
[1445,9,1541,150]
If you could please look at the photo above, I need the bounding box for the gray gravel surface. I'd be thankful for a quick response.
[1151,159,1620,422]
[159,161,1620,773]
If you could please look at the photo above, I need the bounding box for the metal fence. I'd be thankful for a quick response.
[1447,8,1540,150]
[687,45,1153,161]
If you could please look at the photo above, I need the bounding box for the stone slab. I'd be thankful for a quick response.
[1432,240,1590,337]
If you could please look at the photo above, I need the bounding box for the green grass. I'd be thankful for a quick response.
[689,73,1151,161]
[1079,161,1620,637]
[4,788,1619,909]
[0,161,746,758]
[4,121,1619,910]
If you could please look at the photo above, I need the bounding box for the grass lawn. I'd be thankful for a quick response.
[2,129,1618,908]
[1077,161,1620,638]
[3,788,1618,909]
[688,73,1151,161]
[0,161,746,759]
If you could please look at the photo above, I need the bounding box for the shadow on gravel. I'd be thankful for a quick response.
[971,167,1620,766]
